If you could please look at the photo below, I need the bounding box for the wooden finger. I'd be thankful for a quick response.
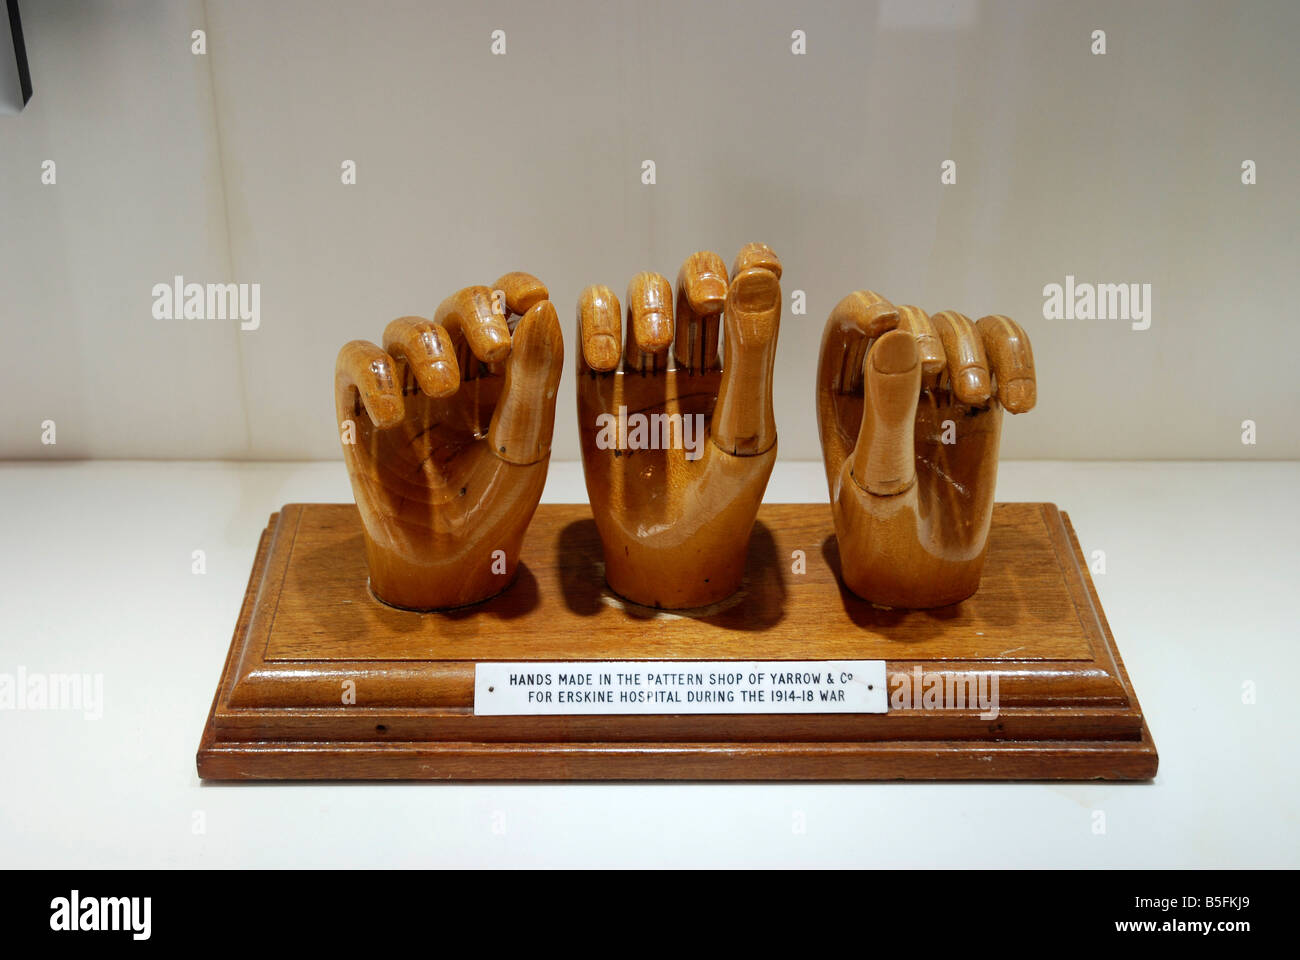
[849,330,920,495]
[895,305,944,389]
[625,272,674,373]
[713,266,781,456]
[576,284,622,373]
[489,300,564,464]
[731,241,782,281]
[381,316,460,398]
[493,271,549,320]
[931,310,992,405]
[977,314,1037,413]
[673,250,727,373]
[819,290,899,395]
[335,340,403,429]
[434,285,512,373]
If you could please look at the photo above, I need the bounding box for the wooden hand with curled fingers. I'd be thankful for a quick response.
[335,273,563,610]
[817,292,1036,608]
[576,244,783,609]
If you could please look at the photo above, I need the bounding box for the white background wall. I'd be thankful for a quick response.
[2,0,1297,462]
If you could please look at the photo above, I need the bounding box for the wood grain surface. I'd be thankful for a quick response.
[264,502,1089,662]
[197,501,1157,780]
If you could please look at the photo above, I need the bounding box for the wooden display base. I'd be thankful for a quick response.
[196,503,1157,781]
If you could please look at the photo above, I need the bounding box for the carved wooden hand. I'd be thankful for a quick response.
[576,244,782,609]
[335,273,563,610]
[817,292,1036,608]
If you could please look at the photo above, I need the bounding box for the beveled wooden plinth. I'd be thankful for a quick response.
[196,503,1157,780]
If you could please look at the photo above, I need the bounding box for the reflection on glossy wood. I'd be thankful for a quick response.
[334,273,563,610]
[250,503,1093,665]
[576,244,783,609]
[817,294,1037,608]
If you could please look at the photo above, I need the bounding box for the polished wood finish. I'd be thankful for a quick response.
[817,294,1037,608]
[576,245,782,608]
[334,273,563,610]
[196,502,1157,781]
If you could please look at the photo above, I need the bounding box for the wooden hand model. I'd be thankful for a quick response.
[335,273,563,610]
[817,293,1036,608]
[577,244,782,609]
